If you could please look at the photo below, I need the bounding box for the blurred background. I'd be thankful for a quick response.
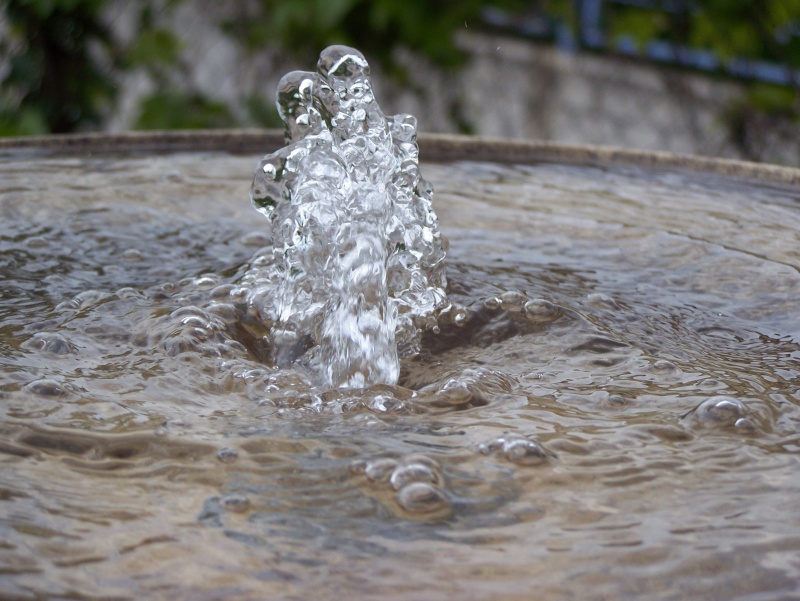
[1,0,798,165]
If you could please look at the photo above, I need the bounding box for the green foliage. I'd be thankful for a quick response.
[129,28,183,68]
[746,83,798,117]
[602,0,800,71]
[0,0,797,138]
[244,94,284,129]
[0,0,118,133]
[134,90,236,130]
[597,0,799,121]
[223,0,530,75]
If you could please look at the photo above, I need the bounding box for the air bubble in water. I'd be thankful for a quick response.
[499,290,527,312]
[389,463,443,490]
[396,482,450,514]
[524,298,562,323]
[216,447,239,463]
[219,494,251,513]
[25,332,77,355]
[479,434,555,466]
[364,458,398,483]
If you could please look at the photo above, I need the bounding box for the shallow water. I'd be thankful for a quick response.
[1,150,800,600]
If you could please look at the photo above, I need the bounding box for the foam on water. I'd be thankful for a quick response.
[249,46,447,389]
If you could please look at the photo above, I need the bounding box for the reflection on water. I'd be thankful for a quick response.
[1,152,800,600]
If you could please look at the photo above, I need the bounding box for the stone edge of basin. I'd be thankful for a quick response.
[1,129,798,188]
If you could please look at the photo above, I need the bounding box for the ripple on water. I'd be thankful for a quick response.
[1,152,800,599]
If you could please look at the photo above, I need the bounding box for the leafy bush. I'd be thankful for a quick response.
[0,0,797,139]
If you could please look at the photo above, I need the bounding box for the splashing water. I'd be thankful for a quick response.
[250,46,448,389]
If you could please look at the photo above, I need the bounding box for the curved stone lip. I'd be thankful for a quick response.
[1,129,799,188]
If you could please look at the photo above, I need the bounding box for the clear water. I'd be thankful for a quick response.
[250,47,447,388]
[1,150,800,600]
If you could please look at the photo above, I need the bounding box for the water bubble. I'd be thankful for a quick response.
[192,275,220,290]
[121,248,143,262]
[479,434,555,466]
[586,293,621,309]
[364,459,398,483]
[389,463,444,490]
[524,298,562,323]
[219,494,251,513]
[25,332,77,355]
[24,236,50,249]
[239,232,271,247]
[216,448,239,463]
[435,379,474,406]
[499,290,527,312]
[690,396,748,428]
[502,439,552,465]
[115,287,143,300]
[24,379,67,397]
[697,396,744,419]
[402,454,441,471]
[206,303,239,324]
[210,284,236,300]
[180,316,212,329]
[687,396,771,434]
[396,482,450,514]
[57,289,110,311]
[368,394,404,413]
[484,297,501,310]
[650,359,678,375]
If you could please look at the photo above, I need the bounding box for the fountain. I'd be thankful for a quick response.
[1,46,800,600]
[248,46,447,389]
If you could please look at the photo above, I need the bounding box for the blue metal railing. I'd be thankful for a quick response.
[481,0,800,88]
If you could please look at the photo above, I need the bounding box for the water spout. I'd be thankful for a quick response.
[250,46,448,389]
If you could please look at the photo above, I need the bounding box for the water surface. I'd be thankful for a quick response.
[1,151,799,600]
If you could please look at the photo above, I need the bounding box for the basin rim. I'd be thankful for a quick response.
[1,129,798,188]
